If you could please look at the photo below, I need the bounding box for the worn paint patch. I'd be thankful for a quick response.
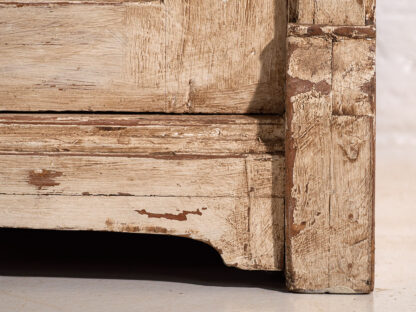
[287,76,331,98]
[96,127,126,132]
[105,218,114,229]
[118,192,133,196]
[360,75,376,112]
[28,169,63,190]
[288,25,376,39]
[135,209,202,221]
[333,26,375,39]
[291,221,307,237]
[144,226,169,234]
[120,224,141,233]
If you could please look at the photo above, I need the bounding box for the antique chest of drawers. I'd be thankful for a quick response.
[0,0,375,293]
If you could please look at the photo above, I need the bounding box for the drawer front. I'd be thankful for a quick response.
[0,0,286,113]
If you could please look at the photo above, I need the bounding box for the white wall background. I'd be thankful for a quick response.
[378,0,416,148]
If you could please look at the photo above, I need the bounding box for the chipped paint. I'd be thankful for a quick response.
[28,169,63,190]
[135,209,203,221]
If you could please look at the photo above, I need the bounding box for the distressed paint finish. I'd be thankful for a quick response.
[285,28,375,293]
[296,0,315,24]
[0,195,251,268]
[0,1,157,3]
[0,154,285,198]
[0,0,286,113]
[286,36,333,291]
[0,114,284,155]
[365,0,376,25]
[289,0,375,26]
[287,24,376,39]
[0,114,285,271]
[332,39,376,116]
[329,116,374,291]
[0,2,166,111]
[314,0,365,26]
[0,0,377,293]
[164,0,287,114]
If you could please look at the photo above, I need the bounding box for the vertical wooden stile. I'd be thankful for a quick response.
[285,0,376,293]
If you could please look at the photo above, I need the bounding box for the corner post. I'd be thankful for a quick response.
[285,0,376,293]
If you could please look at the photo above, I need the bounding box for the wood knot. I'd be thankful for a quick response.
[338,137,363,161]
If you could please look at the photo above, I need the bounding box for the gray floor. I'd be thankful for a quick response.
[0,146,415,312]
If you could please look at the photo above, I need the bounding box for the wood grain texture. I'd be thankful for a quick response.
[0,1,157,3]
[287,24,376,39]
[0,195,284,270]
[0,0,286,113]
[0,114,284,271]
[314,0,365,26]
[365,0,376,25]
[297,0,315,24]
[164,0,286,114]
[0,2,166,111]
[332,39,376,116]
[291,0,373,25]
[329,116,374,291]
[286,36,333,291]
[1,0,154,5]
[0,0,377,291]
[285,34,375,293]
[0,114,285,155]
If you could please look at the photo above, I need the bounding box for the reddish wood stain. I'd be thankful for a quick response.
[28,169,63,190]
[144,226,169,234]
[135,209,202,221]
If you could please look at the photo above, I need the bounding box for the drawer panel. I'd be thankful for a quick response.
[0,153,284,197]
[0,114,285,270]
[0,0,286,113]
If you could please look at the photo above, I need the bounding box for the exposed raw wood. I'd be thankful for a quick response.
[329,116,374,291]
[0,154,285,198]
[287,0,298,23]
[285,35,375,293]
[164,0,286,114]
[0,0,377,293]
[297,0,315,24]
[0,0,286,113]
[0,2,166,111]
[314,0,365,26]
[332,39,376,116]
[365,0,376,25]
[287,24,376,39]
[0,1,156,3]
[285,36,333,292]
[0,114,284,271]
[0,114,285,155]
[292,0,372,26]
[247,158,285,269]
[0,194,282,270]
